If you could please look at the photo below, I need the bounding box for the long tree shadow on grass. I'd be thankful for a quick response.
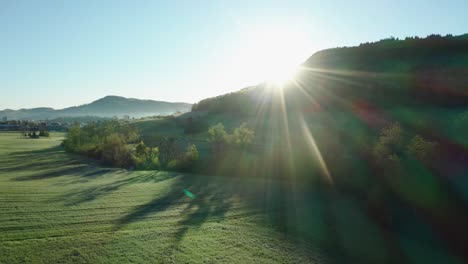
[0,146,124,182]
[52,171,177,206]
[0,146,98,179]
[113,162,468,264]
[114,174,237,240]
[4,134,468,263]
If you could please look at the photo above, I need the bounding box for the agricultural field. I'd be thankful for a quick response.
[1,132,462,263]
[0,132,325,263]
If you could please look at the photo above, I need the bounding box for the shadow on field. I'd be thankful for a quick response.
[111,167,468,263]
[1,146,88,177]
[0,146,119,182]
[52,171,176,206]
[114,174,234,241]
[4,140,468,263]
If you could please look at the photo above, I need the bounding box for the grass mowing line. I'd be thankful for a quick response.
[0,207,268,236]
[0,210,271,243]
[0,204,257,231]
[0,203,253,223]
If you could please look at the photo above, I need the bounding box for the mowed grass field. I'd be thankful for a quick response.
[1,132,460,264]
[0,132,323,264]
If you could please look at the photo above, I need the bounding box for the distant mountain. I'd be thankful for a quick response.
[0,96,192,120]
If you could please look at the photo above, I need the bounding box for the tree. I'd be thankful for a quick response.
[373,122,404,166]
[168,144,199,172]
[101,134,132,168]
[63,125,81,152]
[406,135,438,164]
[39,130,50,137]
[208,123,228,154]
[184,144,199,163]
[230,123,255,148]
[121,124,140,143]
[135,141,149,157]
[133,141,159,170]
[156,137,180,166]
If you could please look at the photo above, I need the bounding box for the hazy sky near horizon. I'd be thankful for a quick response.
[1,0,467,109]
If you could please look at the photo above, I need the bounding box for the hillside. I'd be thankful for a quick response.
[127,35,468,262]
[192,34,468,114]
[0,96,192,120]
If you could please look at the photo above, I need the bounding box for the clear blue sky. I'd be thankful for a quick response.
[1,0,467,109]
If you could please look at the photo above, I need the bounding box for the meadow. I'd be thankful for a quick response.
[1,131,465,263]
[0,132,325,263]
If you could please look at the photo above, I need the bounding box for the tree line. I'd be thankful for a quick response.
[62,120,255,173]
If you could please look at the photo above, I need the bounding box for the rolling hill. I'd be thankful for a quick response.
[192,33,468,114]
[0,96,192,120]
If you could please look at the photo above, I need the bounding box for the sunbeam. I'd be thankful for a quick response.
[300,117,334,185]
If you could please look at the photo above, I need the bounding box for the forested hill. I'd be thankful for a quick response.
[304,33,468,72]
[192,34,468,114]
[1,96,192,120]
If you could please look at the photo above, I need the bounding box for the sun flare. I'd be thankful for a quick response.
[230,26,312,87]
[265,66,297,86]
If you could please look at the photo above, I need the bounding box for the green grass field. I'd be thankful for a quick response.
[0,133,323,263]
[1,132,463,263]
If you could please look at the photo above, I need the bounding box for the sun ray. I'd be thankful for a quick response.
[300,117,333,185]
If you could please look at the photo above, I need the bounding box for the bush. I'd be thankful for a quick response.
[63,125,82,152]
[101,134,132,168]
[166,144,199,172]
[167,159,181,170]
[28,131,39,138]
[207,122,256,157]
[39,130,50,137]
[63,121,142,168]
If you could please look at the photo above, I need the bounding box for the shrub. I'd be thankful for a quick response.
[101,134,132,168]
[166,144,199,172]
[207,122,256,157]
[63,125,81,152]
[28,131,39,138]
[39,130,50,137]
[167,159,181,170]
[63,121,142,168]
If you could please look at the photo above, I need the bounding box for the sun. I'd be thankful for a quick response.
[265,65,297,86]
[230,26,312,87]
